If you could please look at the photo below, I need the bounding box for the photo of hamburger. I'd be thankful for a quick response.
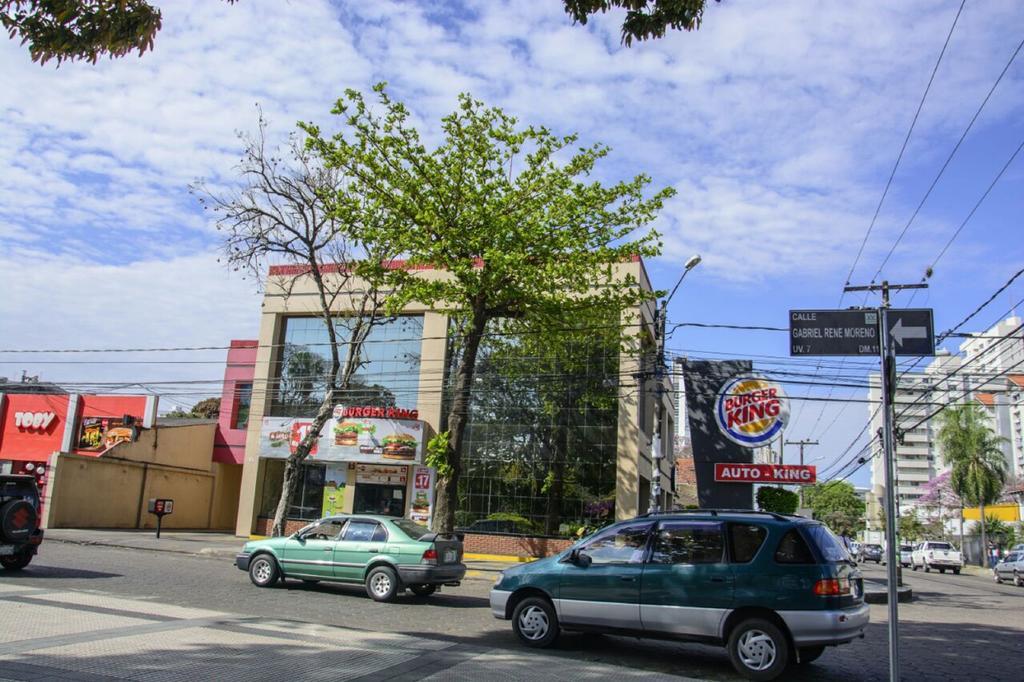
[382,433,417,460]
[333,421,360,446]
[411,491,430,513]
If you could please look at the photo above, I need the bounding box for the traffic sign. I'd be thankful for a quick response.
[789,308,934,357]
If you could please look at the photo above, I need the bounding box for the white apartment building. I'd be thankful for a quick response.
[869,316,1024,511]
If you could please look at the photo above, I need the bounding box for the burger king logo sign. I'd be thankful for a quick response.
[715,376,789,448]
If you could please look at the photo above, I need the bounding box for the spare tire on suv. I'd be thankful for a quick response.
[0,475,44,571]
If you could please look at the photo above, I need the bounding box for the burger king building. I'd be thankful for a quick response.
[235,257,675,538]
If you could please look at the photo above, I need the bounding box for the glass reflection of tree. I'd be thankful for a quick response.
[277,345,328,414]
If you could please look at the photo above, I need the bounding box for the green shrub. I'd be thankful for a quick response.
[757,486,799,514]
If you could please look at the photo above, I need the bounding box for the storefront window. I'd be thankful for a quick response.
[258,459,326,522]
[450,318,621,537]
[270,316,424,417]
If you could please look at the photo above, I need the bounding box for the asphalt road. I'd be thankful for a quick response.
[6,543,1023,681]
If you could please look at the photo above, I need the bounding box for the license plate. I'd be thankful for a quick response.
[0,546,16,556]
[444,550,457,563]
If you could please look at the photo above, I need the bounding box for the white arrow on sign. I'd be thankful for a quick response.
[890,318,927,347]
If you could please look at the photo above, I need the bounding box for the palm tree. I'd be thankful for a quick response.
[936,403,1008,566]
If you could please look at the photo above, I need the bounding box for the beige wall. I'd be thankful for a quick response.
[112,423,216,471]
[43,423,239,531]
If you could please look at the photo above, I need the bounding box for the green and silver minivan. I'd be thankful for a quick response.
[490,510,867,681]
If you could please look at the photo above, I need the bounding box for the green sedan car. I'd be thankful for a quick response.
[236,515,466,602]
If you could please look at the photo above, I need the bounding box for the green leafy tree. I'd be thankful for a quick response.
[305,85,670,532]
[563,0,714,46]
[982,516,1016,551]
[804,481,866,538]
[2,0,163,65]
[937,403,1009,566]
[189,397,221,419]
[898,513,926,543]
[756,486,798,515]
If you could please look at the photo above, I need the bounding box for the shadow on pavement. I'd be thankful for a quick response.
[1,565,122,580]
[277,580,490,609]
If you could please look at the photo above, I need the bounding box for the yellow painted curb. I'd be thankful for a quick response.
[464,552,537,563]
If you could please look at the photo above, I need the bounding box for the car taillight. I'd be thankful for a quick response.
[813,579,850,596]
[421,548,437,565]
[927,551,934,559]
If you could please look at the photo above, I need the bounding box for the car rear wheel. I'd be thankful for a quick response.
[994,571,1002,584]
[953,568,960,575]
[1014,572,1023,588]
[939,568,946,574]
[795,645,826,665]
[511,597,559,648]
[924,563,931,573]
[409,584,437,597]
[727,618,789,681]
[248,554,280,587]
[0,552,32,570]
[365,566,400,602]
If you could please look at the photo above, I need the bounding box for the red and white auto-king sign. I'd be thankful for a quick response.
[714,463,816,485]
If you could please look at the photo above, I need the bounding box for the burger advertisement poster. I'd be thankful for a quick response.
[260,406,424,465]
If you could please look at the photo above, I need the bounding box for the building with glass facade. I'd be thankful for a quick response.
[234,257,673,538]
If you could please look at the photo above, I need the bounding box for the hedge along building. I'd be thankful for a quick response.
[234,255,675,539]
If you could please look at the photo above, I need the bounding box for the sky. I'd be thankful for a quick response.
[1,0,1023,487]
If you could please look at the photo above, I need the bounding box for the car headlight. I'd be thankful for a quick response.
[494,572,504,586]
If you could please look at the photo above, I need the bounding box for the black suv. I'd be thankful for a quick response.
[0,475,44,570]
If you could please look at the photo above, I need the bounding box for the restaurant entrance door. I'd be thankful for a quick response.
[353,483,405,517]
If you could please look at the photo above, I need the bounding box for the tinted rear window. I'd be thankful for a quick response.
[728,524,768,563]
[928,542,952,550]
[392,519,431,541]
[805,524,852,562]
[775,529,815,564]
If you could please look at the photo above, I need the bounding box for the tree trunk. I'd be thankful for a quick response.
[434,309,488,534]
[271,393,335,536]
[979,501,988,568]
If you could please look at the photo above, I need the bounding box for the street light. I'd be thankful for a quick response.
[650,254,702,515]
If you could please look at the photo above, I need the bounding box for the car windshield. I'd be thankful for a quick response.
[391,518,432,541]
[929,542,953,550]
[805,524,853,562]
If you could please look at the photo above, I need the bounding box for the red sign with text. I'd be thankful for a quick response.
[714,463,817,485]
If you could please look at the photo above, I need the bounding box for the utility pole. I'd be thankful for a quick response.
[650,255,701,515]
[784,438,818,508]
[845,280,927,682]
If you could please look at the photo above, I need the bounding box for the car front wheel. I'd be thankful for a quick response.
[365,566,400,602]
[511,596,560,648]
[0,552,32,570]
[994,571,1002,584]
[248,554,280,587]
[1015,572,1023,588]
[727,618,790,681]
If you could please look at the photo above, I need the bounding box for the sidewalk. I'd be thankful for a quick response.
[43,528,517,576]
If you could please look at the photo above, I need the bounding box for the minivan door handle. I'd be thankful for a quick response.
[619,576,636,582]
[710,577,729,583]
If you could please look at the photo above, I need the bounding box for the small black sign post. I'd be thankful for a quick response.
[148,498,174,539]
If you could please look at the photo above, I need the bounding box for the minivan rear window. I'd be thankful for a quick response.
[728,524,767,563]
[804,524,852,563]
[775,529,815,564]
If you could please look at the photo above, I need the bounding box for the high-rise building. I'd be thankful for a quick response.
[869,316,1024,510]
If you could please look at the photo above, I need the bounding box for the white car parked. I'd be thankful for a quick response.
[911,541,962,574]
[993,551,1024,587]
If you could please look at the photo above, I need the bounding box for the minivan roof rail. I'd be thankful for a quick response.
[638,508,793,522]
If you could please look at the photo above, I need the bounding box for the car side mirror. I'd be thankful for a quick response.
[569,548,592,568]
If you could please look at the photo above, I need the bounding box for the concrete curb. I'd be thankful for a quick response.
[864,585,913,603]
[46,536,239,559]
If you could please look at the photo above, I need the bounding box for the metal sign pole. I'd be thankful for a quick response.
[878,293,900,682]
